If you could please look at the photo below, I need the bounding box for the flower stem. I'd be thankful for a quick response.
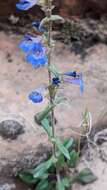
[47,0,56,157]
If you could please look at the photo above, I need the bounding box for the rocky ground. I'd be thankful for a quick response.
[0,30,107,189]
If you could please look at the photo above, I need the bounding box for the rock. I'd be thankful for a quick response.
[73,141,107,190]
[0,120,24,140]
[0,184,15,190]
[0,114,50,177]
[90,111,107,141]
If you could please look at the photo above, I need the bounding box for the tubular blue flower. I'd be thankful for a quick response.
[32,21,46,33]
[16,0,38,11]
[19,34,42,53]
[64,73,84,92]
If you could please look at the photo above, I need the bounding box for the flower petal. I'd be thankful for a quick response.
[16,0,38,10]
[64,73,84,92]
[26,54,47,68]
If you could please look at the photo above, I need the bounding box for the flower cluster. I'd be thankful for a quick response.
[19,34,47,68]
[16,0,84,104]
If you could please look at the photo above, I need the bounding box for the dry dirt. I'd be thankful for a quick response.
[0,31,107,189]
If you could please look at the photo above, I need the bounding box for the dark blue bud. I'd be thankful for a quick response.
[52,77,61,85]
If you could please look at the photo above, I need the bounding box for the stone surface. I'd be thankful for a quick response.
[0,184,15,190]
[0,120,24,140]
[73,140,107,190]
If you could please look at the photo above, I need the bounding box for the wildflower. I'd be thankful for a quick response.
[28,86,46,103]
[32,21,46,33]
[64,73,84,92]
[16,0,38,11]
[52,77,61,86]
[29,91,43,103]
[19,34,42,53]
[26,41,47,67]
[19,34,47,68]
[26,53,47,68]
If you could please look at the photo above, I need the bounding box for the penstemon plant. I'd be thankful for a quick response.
[16,0,97,189]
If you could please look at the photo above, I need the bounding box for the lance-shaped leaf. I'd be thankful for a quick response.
[67,150,79,167]
[41,118,52,138]
[25,158,53,179]
[48,64,61,77]
[19,172,38,184]
[56,175,70,190]
[40,15,64,28]
[77,168,97,184]
[35,179,49,190]
[52,137,70,160]
[35,104,55,124]
[56,177,65,190]
[63,138,74,150]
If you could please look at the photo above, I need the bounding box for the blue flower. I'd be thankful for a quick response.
[32,21,46,33]
[19,34,42,53]
[29,91,43,103]
[26,53,47,68]
[16,0,38,11]
[64,73,84,92]
[19,34,47,68]
[52,77,61,85]
[28,86,46,103]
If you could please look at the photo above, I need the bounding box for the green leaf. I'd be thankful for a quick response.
[77,168,97,184]
[67,150,79,167]
[56,176,70,190]
[50,15,64,22]
[33,159,52,178]
[63,138,74,150]
[56,176,65,190]
[62,177,70,188]
[56,154,65,169]
[35,179,49,190]
[48,64,60,77]
[55,138,74,159]
[41,118,52,138]
[35,104,55,125]
[52,137,70,160]
[40,15,64,28]
[23,159,52,180]
[18,172,37,184]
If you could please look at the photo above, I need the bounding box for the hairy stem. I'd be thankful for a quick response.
[47,0,56,157]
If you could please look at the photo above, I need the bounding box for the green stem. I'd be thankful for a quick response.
[47,0,56,157]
